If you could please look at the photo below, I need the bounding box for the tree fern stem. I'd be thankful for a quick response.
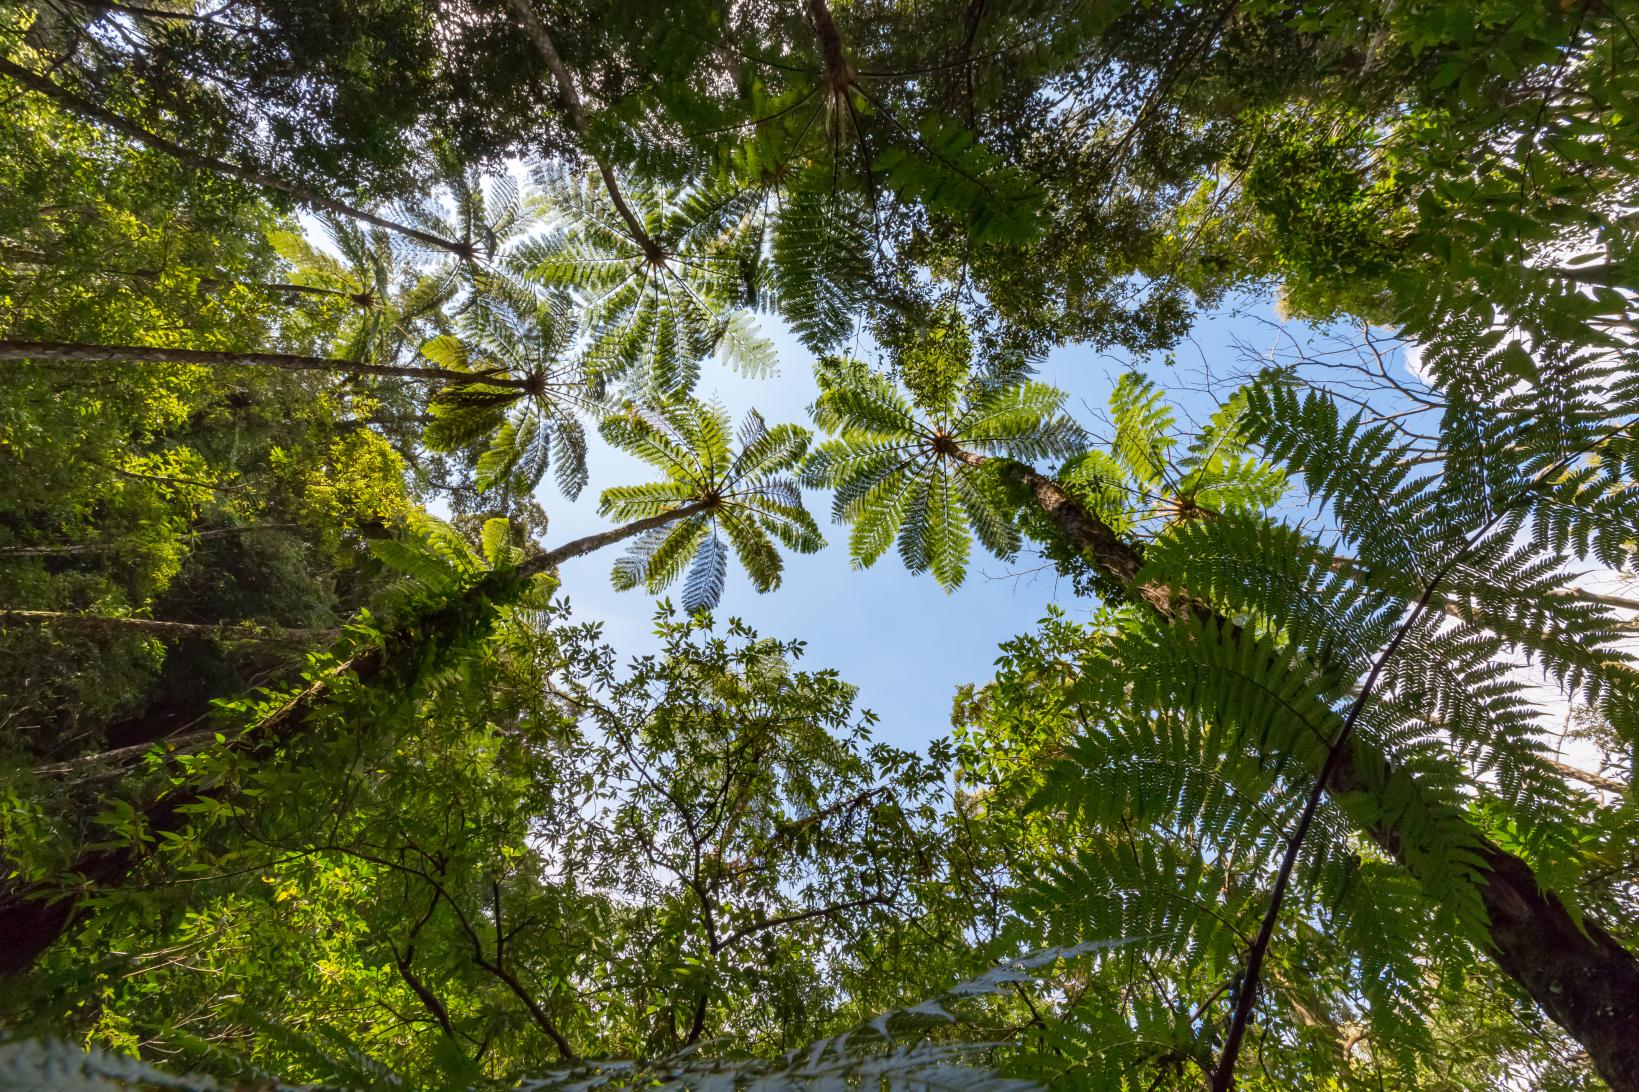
[0,610,330,644]
[806,0,856,93]
[0,339,532,388]
[954,448,1639,1091]
[502,0,668,264]
[0,501,707,978]
[0,57,475,259]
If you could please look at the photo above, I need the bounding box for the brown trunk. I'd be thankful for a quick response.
[963,451,1639,1089]
[806,0,856,92]
[501,0,666,264]
[0,502,705,978]
[2,245,371,304]
[0,339,528,388]
[0,57,474,260]
[0,524,299,557]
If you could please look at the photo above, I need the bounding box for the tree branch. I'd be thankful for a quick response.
[0,55,474,259]
[0,609,330,644]
[391,894,457,1038]
[0,339,530,388]
[501,0,666,263]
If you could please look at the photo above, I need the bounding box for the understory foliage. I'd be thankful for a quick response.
[2,0,1638,1089]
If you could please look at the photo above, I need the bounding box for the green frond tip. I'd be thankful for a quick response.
[600,401,822,611]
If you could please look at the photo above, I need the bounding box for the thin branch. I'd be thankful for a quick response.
[390,894,457,1039]
[1212,417,1639,1092]
[0,338,530,388]
[0,56,475,259]
[502,0,666,262]
[0,609,330,644]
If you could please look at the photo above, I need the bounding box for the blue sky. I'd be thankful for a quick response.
[535,298,1303,751]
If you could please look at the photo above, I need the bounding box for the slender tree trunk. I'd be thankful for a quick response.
[1,247,374,305]
[0,56,475,260]
[0,339,529,388]
[0,609,328,643]
[0,524,299,557]
[501,0,667,264]
[0,501,707,978]
[954,449,1639,1091]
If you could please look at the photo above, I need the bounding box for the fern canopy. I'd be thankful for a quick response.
[801,314,1084,590]
[600,400,822,611]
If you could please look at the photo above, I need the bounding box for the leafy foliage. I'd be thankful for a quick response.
[601,401,822,611]
[802,316,1084,590]
[5,0,1639,1089]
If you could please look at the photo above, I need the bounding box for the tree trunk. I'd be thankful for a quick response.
[1,247,375,306]
[806,0,856,92]
[0,339,529,388]
[0,501,706,978]
[0,56,475,260]
[0,609,328,644]
[501,0,666,264]
[956,450,1639,1091]
[0,524,299,557]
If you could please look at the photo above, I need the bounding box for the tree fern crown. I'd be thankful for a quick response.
[520,168,775,399]
[800,314,1085,590]
[599,401,823,612]
[422,288,599,499]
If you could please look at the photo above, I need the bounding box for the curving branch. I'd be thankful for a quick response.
[390,893,457,1038]
[502,0,666,263]
[0,56,475,259]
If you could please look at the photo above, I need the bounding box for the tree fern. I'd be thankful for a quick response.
[521,169,772,397]
[801,317,1084,590]
[600,401,823,611]
[421,290,598,498]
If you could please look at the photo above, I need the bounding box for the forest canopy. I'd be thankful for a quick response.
[1,0,1638,1088]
